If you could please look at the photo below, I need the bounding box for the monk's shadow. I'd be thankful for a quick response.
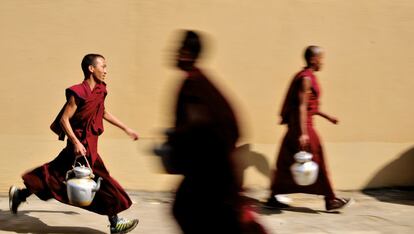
[363,147,414,206]
[258,205,320,215]
[233,144,271,189]
[240,195,281,215]
[362,187,414,206]
[241,195,322,215]
[0,209,106,234]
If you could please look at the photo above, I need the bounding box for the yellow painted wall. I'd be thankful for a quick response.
[0,0,413,194]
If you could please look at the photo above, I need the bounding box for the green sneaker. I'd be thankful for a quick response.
[110,218,139,234]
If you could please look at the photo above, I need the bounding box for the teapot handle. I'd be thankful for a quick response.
[73,154,95,178]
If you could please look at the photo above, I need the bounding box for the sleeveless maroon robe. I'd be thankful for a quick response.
[22,80,132,216]
[270,68,335,199]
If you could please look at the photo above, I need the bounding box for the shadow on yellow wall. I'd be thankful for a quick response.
[363,147,414,206]
[365,147,414,189]
[233,144,271,189]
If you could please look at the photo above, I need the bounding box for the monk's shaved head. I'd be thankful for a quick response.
[304,46,322,64]
[81,53,105,78]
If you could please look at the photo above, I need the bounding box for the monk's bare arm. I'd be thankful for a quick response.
[103,110,139,140]
[298,77,311,148]
[316,111,339,124]
[60,95,87,156]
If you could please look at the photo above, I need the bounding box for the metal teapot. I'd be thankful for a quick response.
[290,151,319,186]
[65,155,102,207]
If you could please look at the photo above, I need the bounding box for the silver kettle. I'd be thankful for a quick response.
[65,155,102,207]
[290,151,319,186]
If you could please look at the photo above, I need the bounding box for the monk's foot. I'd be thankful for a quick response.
[325,197,353,212]
[110,217,139,234]
[9,186,22,214]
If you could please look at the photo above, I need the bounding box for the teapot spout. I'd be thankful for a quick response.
[92,177,103,192]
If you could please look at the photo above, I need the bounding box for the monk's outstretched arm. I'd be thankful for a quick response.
[60,95,87,156]
[103,110,139,140]
[315,111,339,124]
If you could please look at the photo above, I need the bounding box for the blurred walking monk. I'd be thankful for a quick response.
[159,30,268,234]
[266,46,352,211]
[9,54,139,234]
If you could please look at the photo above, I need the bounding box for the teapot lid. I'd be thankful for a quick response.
[73,165,92,175]
[294,151,313,162]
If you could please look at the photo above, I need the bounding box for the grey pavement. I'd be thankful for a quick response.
[0,189,413,234]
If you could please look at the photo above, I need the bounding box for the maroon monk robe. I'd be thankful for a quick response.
[270,68,336,200]
[168,68,267,234]
[22,80,132,216]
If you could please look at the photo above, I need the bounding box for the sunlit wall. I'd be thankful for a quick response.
[1,0,413,194]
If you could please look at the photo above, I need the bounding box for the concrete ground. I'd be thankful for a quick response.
[0,188,413,234]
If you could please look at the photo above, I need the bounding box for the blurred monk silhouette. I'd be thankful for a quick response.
[157,30,268,234]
